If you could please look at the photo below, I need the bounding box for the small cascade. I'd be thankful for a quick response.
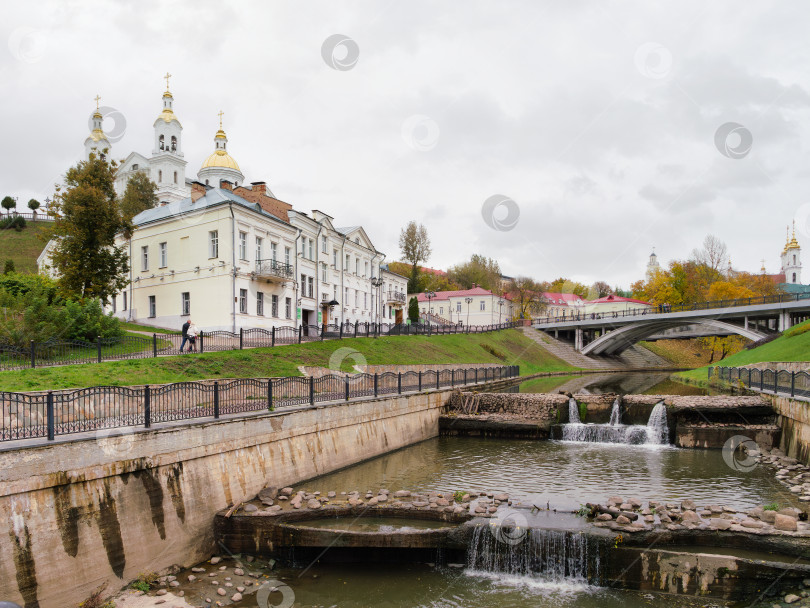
[466,524,601,583]
[645,401,669,445]
[608,397,621,426]
[558,398,669,446]
[568,398,581,424]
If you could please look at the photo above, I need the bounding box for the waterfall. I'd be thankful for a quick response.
[559,399,669,446]
[466,524,601,583]
[568,398,580,424]
[645,401,669,445]
[608,397,621,426]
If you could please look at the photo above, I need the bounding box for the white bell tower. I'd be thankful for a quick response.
[646,247,661,280]
[781,222,802,284]
[84,95,111,161]
[150,73,188,203]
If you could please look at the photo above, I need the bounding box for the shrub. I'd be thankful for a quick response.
[784,320,810,339]
[3,260,14,274]
[78,583,115,608]
[0,215,26,231]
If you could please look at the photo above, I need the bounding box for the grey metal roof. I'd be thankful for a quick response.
[132,188,291,227]
[335,226,360,235]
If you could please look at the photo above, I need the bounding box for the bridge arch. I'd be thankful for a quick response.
[580,319,768,356]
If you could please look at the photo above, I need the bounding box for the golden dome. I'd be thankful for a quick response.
[157,107,181,125]
[201,149,241,171]
[89,128,109,142]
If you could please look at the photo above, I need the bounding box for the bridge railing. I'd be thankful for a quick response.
[0,364,520,443]
[710,366,810,399]
[533,292,810,325]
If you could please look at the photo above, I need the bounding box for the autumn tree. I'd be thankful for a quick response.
[447,254,502,292]
[48,153,130,304]
[119,171,158,232]
[591,281,613,298]
[506,276,546,318]
[545,277,589,298]
[399,221,432,294]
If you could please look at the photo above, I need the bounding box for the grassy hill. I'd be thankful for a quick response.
[677,319,810,384]
[0,328,576,392]
[639,339,715,368]
[0,221,51,273]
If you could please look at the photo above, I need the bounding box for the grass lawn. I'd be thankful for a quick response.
[119,321,182,335]
[0,329,576,392]
[676,319,810,385]
[0,222,51,273]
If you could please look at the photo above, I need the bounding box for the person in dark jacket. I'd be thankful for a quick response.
[180,319,191,352]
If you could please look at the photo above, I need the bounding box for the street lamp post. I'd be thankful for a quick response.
[465,296,473,329]
[371,277,384,328]
[425,290,436,335]
[498,300,504,325]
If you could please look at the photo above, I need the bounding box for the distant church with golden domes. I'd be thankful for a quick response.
[85,74,246,204]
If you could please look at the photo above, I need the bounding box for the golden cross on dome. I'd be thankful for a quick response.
[164,72,171,91]
[94,95,101,110]
[218,110,224,129]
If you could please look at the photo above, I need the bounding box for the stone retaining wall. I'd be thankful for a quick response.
[770,394,810,465]
[0,385,467,608]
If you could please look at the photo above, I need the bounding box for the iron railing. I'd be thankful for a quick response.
[0,321,520,372]
[533,292,810,325]
[255,258,294,280]
[0,364,519,442]
[709,366,810,399]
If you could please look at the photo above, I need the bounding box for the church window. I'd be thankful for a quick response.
[171,136,177,152]
[159,135,165,151]
[205,179,209,186]
[158,170,162,183]
[173,171,177,184]
[793,272,797,283]
[132,164,139,171]
[793,254,797,264]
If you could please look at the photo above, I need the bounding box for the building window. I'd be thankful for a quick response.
[308,277,314,298]
[439,307,443,315]
[209,230,219,258]
[364,261,368,277]
[141,246,149,271]
[111,297,116,313]
[256,237,263,263]
[300,238,306,256]
[333,285,337,301]
[322,263,327,282]
[181,292,190,316]
[173,171,178,184]
[171,135,177,152]
[158,170,162,182]
[159,242,167,268]
[239,289,248,313]
[480,300,485,311]
[159,135,164,150]
[285,247,291,265]
[123,292,127,311]
[132,163,139,171]
[364,292,368,308]
[257,292,264,316]
[333,249,338,268]
[355,290,359,307]
[793,272,797,283]
[345,254,350,270]
[456,302,462,312]
[271,295,279,317]
[271,242,277,262]
[345,287,349,304]
[285,297,291,319]
[148,295,156,318]
[322,235,327,253]
[355,258,360,275]
[239,231,247,260]
[308,239,314,260]
[301,274,306,296]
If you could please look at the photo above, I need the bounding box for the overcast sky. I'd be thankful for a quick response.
[2,0,810,289]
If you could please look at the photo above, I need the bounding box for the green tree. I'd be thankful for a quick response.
[119,171,158,232]
[408,296,420,324]
[447,254,502,292]
[1,196,15,213]
[3,260,14,274]
[48,153,130,304]
[27,198,41,214]
[546,277,589,298]
[399,221,432,294]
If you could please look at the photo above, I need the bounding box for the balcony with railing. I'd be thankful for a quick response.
[386,290,407,304]
[255,259,294,282]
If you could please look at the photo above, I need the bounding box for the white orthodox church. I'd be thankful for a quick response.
[88,75,246,203]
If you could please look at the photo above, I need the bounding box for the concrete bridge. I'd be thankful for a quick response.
[533,295,810,355]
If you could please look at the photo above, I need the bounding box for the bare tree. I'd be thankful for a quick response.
[691,235,728,273]
[399,221,432,293]
[591,281,613,298]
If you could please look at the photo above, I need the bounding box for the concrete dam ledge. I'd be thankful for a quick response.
[215,505,810,601]
[0,382,495,608]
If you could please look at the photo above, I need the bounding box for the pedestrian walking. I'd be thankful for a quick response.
[187,321,200,352]
[180,319,191,352]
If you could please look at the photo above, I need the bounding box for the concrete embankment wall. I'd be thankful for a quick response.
[771,394,810,465]
[0,386,474,608]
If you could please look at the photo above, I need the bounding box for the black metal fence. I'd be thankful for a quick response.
[0,364,519,442]
[709,366,810,399]
[534,292,810,325]
[0,321,521,372]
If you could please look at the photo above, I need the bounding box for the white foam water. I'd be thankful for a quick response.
[568,398,580,423]
[560,399,669,446]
